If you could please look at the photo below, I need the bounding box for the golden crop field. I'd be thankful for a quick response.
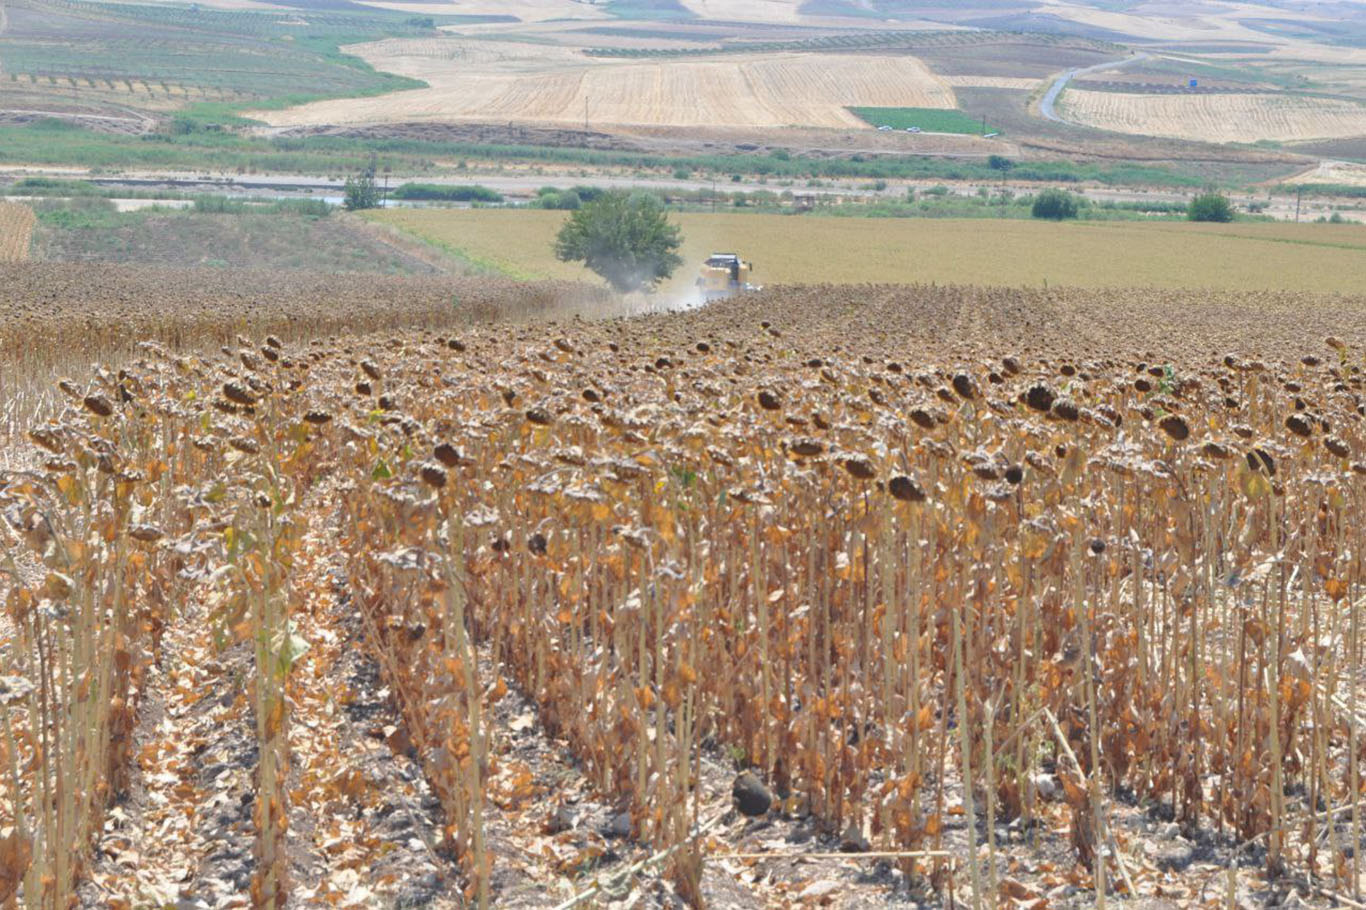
[0,203,36,263]
[6,278,1366,907]
[1060,89,1366,144]
[258,42,954,129]
[371,208,1366,296]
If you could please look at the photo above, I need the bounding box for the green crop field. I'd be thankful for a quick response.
[605,0,695,20]
[0,0,432,117]
[849,107,994,134]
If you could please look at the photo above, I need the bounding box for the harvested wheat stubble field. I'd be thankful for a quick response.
[7,279,1366,908]
[257,39,956,130]
[372,209,1366,296]
[1059,90,1366,144]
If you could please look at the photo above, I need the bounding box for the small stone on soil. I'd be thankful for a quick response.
[545,803,576,834]
[1031,772,1061,802]
[604,811,632,839]
[732,771,772,817]
[839,820,870,853]
[1151,838,1195,872]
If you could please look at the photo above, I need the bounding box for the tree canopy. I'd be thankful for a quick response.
[1188,192,1234,223]
[1031,188,1080,220]
[554,191,683,294]
[343,170,380,212]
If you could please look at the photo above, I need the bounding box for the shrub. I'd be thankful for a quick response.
[1032,188,1080,220]
[1187,192,1233,223]
[343,171,380,211]
[390,183,502,203]
[571,185,606,204]
[193,195,237,214]
[533,189,582,211]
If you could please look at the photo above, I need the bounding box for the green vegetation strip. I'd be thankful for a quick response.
[0,120,1204,188]
[391,183,503,203]
[849,107,994,135]
[604,0,694,21]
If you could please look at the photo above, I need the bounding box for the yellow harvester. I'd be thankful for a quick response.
[696,253,758,302]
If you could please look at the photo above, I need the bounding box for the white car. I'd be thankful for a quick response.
[906,126,922,133]
[877,125,893,131]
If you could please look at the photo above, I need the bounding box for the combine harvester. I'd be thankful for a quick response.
[696,253,761,303]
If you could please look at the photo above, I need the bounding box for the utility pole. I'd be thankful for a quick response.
[1295,186,1302,223]
[981,114,987,136]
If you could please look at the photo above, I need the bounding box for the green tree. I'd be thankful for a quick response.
[1032,188,1080,220]
[554,191,683,293]
[548,190,582,210]
[343,170,380,211]
[1187,192,1233,222]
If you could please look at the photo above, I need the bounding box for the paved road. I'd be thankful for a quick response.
[1039,52,1151,124]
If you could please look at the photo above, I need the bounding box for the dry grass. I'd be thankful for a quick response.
[1060,89,1366,144]
[257,41,955,129]
[370,209,1366,297]
[0,203,36,263]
